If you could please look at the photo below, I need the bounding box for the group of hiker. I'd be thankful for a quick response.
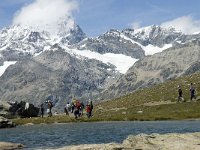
[64,99,93,119]
[39,98,93,119]
[177,83,197,102]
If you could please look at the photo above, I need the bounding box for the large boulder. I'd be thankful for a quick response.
[0,116,16,128]
[9,101,39,118]
[0,101,11,117]
[16,101,39,118]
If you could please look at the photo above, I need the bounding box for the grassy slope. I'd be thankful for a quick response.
[13,72,200,125]
[94,72,200,121]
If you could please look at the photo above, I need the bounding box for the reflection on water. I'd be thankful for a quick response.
[1,121,200,149]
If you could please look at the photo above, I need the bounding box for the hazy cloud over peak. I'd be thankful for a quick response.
[12,0,78,35]
[161,16,200,34]
[131,21,141,30]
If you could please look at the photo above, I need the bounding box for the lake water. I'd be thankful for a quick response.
[1,121,200,149]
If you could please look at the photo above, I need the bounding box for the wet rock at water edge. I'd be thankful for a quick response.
[0,116,16,128]
[0,142,24,150]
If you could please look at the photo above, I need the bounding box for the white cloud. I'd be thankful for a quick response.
[161,16,200,34]
[131,21,141,29]
[12,0,78,35]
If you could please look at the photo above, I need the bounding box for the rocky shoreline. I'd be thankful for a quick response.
[0,142,24,150]
[52,132,200,150]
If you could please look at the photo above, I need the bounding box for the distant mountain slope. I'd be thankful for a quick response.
[0,48,120,109]
[100,41,200,100]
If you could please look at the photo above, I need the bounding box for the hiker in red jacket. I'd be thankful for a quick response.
[86,104,91,118]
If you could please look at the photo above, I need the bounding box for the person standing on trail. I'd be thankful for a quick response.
[47,100,53,117]
[40,103,44,118]
[177,85,184,102]
[64,105,69,116]
[190,83,196,101]
[86,104,92,118]
[89,100,93,116]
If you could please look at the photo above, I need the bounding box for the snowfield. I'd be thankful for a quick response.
[61,46,138,74]
[0,61,17,76]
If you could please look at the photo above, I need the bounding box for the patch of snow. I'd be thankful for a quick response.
[176,41,182,44]
[176,41,185,45]
[0,61,17,76]
[80,44,86,48]
[120,33,172,55]
[43,46,51,51]
[134,25,154,38]
[143,44,172,55]
[61,46,138,74]
[34,51,43,57]
[0,44,10,51]
[193,31,200,35]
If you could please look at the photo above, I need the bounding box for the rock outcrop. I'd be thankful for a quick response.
[0,142,24,150]
[0,101,11,117]
[54,132,200,150]
[9,101,39,118]
[0,101,39,118]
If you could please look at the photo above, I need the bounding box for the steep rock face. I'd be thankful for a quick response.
[56,17,87,45]
[0,48,119,108]
[101,41,200,100]
[59,24,86,45]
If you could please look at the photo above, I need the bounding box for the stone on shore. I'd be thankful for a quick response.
[0,101,11,117]
[0,142,24,150]
[0,116,16,128]
[54,132,200,150]
[52,143,123,150]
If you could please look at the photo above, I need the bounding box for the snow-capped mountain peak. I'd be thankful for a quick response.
[132,25,180,40]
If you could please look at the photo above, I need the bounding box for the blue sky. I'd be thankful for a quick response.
[1,0,200,37]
